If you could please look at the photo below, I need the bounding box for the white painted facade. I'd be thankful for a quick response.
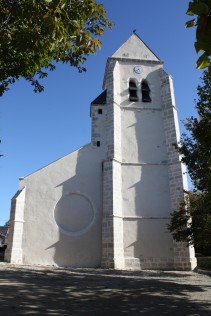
[5,34,197,270]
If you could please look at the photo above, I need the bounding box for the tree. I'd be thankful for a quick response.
[180,67,211,193]
[0,0,112,95]
[168,68,211,254]
[186,0,211,68]
[169,192,211,255]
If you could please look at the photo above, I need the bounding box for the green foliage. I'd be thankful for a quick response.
[180,67,211,192]
[197,256,211,270]
[168,195,193,245]
[168,68,211,255]
[168,192,211,255]
[0,0,112,95]
[186,0,211,68]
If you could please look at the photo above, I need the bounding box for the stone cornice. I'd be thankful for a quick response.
[108,56,164,65]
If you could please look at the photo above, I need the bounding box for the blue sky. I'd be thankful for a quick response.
[0,1,202,225]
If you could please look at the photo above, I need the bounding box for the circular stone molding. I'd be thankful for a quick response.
[54,193,95,236]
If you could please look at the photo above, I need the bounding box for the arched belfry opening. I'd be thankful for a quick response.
[141,80,151,102]
[129,79,138,102]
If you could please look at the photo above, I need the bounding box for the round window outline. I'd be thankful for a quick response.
[53,192,96,236]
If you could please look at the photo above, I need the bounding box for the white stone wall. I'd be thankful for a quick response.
[112,160,124,269]
[101,159,124,269]
[160,69,197,270]
[5,188,25,263]
[101,58,125,269]
[7,34,196,270]
[7,145,104,267]
[120,99,175,269]
[112,33,159,61]
[100,35,196,270]
[114,60,163,109]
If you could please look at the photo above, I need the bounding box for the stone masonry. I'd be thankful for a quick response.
[6,33,197,270]
[5,188,25,264]
[160,69,196,270]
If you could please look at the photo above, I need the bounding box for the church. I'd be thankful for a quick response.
[5,33,197,270]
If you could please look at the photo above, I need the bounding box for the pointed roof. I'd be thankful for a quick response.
[91,90,107,105]
[111,33,160,61]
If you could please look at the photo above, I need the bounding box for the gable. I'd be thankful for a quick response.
[111,33,160,61]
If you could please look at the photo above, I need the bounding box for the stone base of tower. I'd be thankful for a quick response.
[101,216,197,271]
[124,255,196,271]
[5,188,25,265]
[101,239,197,271]
[101,216,125,270]
[124,257,174,270]
[102,253,196,271]
[173,241,197,271]
[101,258,125,270]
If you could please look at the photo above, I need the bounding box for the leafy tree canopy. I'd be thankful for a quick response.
[180,67,211,193]
[168,192,211,255]
[168,68,211,255]
[0,0,112,95]
[186,0,211,68]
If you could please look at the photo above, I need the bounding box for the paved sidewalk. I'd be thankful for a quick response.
[0,263,210,315]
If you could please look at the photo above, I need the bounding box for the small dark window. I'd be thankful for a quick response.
[129,80,138,102]
[98,109,102,114]
[97,141,100,147]
[141,81,151,102]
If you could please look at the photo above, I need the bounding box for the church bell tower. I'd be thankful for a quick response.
[91,33,197,270]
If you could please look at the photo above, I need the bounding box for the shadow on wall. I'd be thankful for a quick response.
[47,144,103,267]
[122,69,174,263]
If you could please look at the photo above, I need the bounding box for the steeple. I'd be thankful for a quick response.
[103,33,163,92]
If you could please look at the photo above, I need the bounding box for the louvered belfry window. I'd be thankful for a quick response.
[141,80,151,102]
[129,79,138,102]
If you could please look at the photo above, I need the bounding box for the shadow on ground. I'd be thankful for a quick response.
[0,265,210,315]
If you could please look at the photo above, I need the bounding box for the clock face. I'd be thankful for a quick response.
[133,66,143,74]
